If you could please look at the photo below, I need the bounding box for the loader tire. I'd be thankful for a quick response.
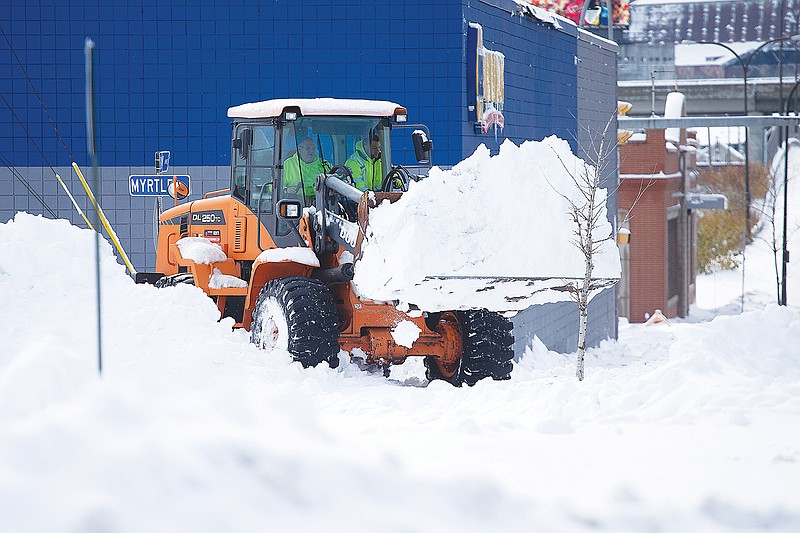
[425,309,514,387]
[250,276,340,368]
[154,273,195,288]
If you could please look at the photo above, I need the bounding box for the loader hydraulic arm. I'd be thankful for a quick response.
[312,173,365,255]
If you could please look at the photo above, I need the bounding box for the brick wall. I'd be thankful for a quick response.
[619,126,683,322]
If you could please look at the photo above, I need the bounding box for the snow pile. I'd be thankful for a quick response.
[390,320,421,348]
[1,212,800,532]
[695,140,800,311]
[256,246,320,267]
[354,137,620,312]
[176,236,227,264]
[209,267,248,289]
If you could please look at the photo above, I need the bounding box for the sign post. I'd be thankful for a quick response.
[131,150,191,199]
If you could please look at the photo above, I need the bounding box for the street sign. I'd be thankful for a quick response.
[685,192,727,210]
[129,175,190,197]
[155,150,170,173]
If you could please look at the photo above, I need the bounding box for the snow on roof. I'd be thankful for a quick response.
[664,92,685,144]
[514,0,577,31]
[692,126,745,146]
[620,171,683,180]
[631,0,730,5]
[227,98,403,119]
[674,42,760,67]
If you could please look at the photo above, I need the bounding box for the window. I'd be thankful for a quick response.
[279,116,391,200]
[232,124,275,214]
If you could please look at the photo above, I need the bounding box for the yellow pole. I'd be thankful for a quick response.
[56,174,94,230]
[72,162,137,276]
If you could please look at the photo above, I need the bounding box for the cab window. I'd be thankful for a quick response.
[232,124,275,213]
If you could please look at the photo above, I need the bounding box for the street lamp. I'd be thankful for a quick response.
[779,80,800,305]
[682,36,800,241]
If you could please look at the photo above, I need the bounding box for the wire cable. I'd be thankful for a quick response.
[0,91,58,175]
[0,152,57,217]
[0,24,74,162]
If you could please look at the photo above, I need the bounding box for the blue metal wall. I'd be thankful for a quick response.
[0,0,467,169]
[461,0,579,156]
[1,0,581,169]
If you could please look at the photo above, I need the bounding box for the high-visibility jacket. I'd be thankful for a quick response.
[282,154,329,201]
[345,141,382,191]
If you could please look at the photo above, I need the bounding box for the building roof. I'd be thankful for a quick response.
[626,0,798,45]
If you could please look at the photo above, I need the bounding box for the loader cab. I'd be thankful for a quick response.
[228,99,413,249]
[231,113,393,220]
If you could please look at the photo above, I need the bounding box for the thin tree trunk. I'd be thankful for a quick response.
[576,167,596,381]
[576,254,592,381]
[576,300,588,381]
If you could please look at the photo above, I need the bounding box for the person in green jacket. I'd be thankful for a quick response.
[345,130,382,191]
[283,137,330,203]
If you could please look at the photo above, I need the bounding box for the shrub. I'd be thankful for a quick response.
[696,164,768,273]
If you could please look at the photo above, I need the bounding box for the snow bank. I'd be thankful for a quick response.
[1,212,799,532]
[695,140,800,311]
[354,137,620,312]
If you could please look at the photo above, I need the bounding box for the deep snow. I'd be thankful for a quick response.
[1,146,799,531]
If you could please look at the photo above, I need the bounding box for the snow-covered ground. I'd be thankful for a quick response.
[1,150,799,531]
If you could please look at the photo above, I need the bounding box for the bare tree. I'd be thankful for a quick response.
[753,139,798,304]
[551,113,649,381]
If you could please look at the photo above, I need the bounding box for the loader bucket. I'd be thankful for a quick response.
[399,275,619,313]
[352,191,618,313]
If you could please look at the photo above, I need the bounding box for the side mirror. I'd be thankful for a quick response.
[168,179,190,200]
[277,199,303,220]
[166,176,191,200]
[412,130,433,164]
[237,128,253,160]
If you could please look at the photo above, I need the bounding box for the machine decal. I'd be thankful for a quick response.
[325,212,359,252]
[204,229,222,243]
[191,210,226,225]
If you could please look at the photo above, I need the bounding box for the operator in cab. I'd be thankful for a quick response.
[283,137,330,203]
[345,129,382,191]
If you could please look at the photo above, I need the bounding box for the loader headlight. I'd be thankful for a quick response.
[284,111,297,121]
[394,106,408,123]
[277,199,303,220]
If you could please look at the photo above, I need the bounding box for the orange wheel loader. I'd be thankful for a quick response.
[140,99,514,386]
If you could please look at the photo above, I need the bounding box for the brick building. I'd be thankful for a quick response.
[618,92,698,322]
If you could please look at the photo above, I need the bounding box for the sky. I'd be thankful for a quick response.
[1,138,799,531]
